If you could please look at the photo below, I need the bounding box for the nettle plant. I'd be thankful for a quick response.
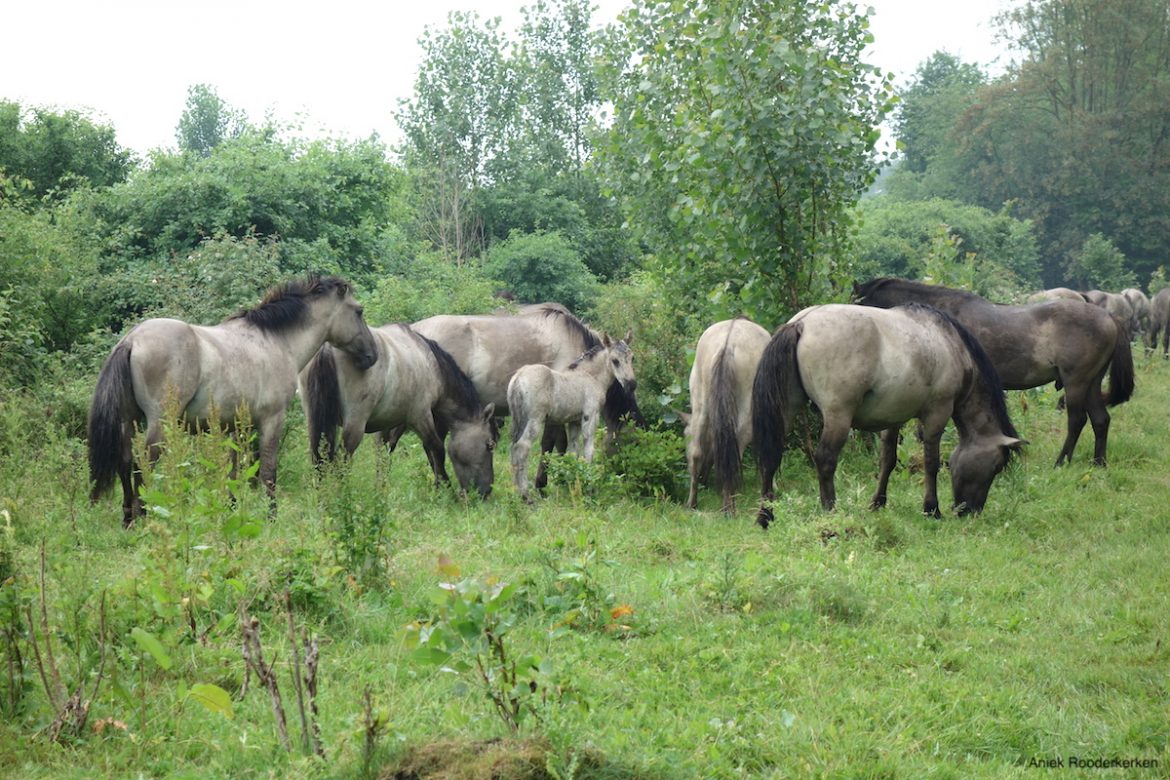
[403,557,572,732]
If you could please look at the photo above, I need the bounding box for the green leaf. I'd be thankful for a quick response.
[130,627,173,670]
[188,683,235,720]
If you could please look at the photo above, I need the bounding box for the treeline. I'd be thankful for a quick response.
[3,0,1170,433]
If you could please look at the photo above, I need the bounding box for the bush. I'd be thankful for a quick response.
[364,251,500,323]
[604,426,687,501]
[482,231,598,312]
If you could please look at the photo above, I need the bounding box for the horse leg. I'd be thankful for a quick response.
[813,418,851,511]
[579,413,598,463]
[511,419,542,503]
[256,413,284,516]
[534,423,566,493]
[920,429,945,519]
[1055,387,1090,466]
[869,426,901,510]
[118,421,141,527]
[1084,387,1111,467]
[416,415,452,489]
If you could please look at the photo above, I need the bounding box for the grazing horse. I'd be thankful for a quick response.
[684,317,771,513]
[1148,288,1170,358]
[507,336,636,502]
[1026,287,1088,304]
[88,275,377,526]
[1084,290,1137,339]
[751,304,1023,528]
[299,324,496,497]
[854,278,1134,467]
[412,306,642,489]
[1121,288,1150,339]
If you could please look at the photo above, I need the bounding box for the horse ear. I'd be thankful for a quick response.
[673,407,691,424]
[482,403,495,421]
[602,333,612,347]
[624,329,633,345]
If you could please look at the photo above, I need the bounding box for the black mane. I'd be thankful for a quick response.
[410,328,485,421]
[902,303,1019,447]
[226,274,350,332]
[854,277,984,307]
[539,308,601,350]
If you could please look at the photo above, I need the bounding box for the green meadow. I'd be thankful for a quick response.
[0,351,1167,779]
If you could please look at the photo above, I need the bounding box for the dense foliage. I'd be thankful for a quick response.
[597,0,896,325]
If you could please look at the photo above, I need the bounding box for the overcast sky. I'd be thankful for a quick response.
[1,1,1013,158]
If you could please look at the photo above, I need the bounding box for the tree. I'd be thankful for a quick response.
[946,0,1170,284]
[0,100,133,200]
[596,0,895,324]
[482,230,598,311]
[1064,233,1136,290]
[175,84,249,157]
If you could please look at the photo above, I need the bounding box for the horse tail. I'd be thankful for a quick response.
[710,347,742,502]
[750,322,805,527]
[1104,315,1136,407]
[302,344,342,463]
[88,341,134,501]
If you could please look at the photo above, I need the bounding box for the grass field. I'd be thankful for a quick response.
[0,350,1167,778]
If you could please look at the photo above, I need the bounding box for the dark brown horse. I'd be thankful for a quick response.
[854,278,1135,466]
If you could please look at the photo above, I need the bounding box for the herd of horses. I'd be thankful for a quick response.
[87,273,1151,529]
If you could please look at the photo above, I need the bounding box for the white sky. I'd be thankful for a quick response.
[1,1,1013,158]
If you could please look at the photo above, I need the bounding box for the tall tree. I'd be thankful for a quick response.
[175,84,249,157]
[597,0,894,321]
[0,100,133,200]
[954,0,1170,284]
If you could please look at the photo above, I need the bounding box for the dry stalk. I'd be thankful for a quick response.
[239,605,290,752]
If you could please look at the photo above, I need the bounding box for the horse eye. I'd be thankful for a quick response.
[612,358,619,366]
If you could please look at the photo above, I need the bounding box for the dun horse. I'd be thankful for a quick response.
[751,304,1023,528]
[88,275,377,526]
[1148,288,1170,358]
[412,305,643,489]
[508,336,636,502]
[299,324,496,497]
[855,277,1134,466]
[685,317,771,513]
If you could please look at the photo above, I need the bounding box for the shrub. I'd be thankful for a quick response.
[482,231,598,312]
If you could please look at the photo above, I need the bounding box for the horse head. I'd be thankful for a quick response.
[447,402,496,498]
[949,434,1026,514]
[318,279,377,370]
[602,332,637,396]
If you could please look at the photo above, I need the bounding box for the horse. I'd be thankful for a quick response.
[298,324,496,497]
[411,305,643,490]
[507,336,636,502]
[684,317,771,513]
[87,275,378,526]
[1025,287,1087,304]
[1148,287,1170,358]
[1084,290,1137,339]
[751,304,1024,528]
[1121,288,1150,338]
[854,277,1135,467]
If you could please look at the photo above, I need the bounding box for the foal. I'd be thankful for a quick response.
[507,335,635,502]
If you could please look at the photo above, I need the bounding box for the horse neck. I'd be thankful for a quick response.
[265,308,335,370]
[953,374,1006,441]
[568,351,611,388]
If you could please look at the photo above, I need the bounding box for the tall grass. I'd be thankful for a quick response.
[0,353,1167,778]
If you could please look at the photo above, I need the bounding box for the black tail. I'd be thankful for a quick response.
[750,323,806,528]
[1105,315,1136,406]
[302,344,342,464]
[88,341,135,501]
[710,349,742,502]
